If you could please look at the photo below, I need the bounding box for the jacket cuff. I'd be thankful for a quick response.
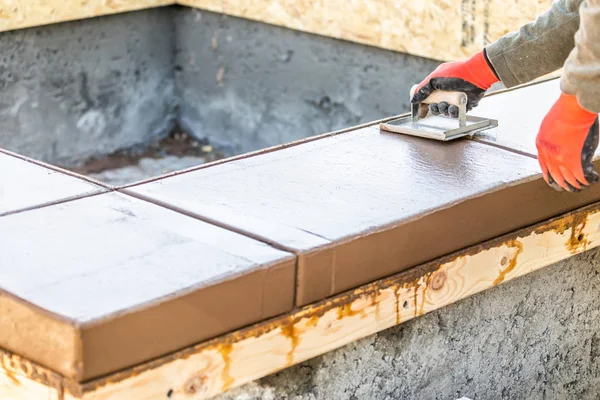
[484,42,521,88]
[561,77,600,114]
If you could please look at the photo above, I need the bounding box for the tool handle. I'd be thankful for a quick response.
[420,90,467,106]
[410,85,467,106]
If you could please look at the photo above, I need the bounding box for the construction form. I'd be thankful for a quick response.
[1,1,599,400]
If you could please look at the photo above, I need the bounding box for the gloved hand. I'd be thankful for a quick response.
[411,49,500,118]
[536,93,599,192]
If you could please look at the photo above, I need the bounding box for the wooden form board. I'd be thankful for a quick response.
[0,0,175,33]
[179,0,553,61]
[0,350,63,400]
[3,201,600,399]
[1,0,552,61]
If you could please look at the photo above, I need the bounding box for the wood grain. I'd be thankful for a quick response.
[55,202,600,400]
[0,349,62,400]
[0,0,174,32]
[0,0,552,62]
[0,370,58,400]
[180,0,553,61]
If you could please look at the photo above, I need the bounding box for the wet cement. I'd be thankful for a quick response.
[0,192,296,380]
[128,78,600,307]
[0,151,103,215]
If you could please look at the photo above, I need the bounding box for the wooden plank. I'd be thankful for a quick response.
[0,370,58,400]
[0,349,62,400]
[1,0,552,62]
[58,202,600,400]
[179,0,552,61]
[0,0,174,33]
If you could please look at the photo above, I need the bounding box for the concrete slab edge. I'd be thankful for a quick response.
[0,148,114,190]
[2,200,598,399]
[0,148,112,217]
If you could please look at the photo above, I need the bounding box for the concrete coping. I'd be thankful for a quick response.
[2,76,600,398]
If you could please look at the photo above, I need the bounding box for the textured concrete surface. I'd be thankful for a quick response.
[0,5,441,170]
[0,8,177,168]
[217,247,600,400]
[174,8,441,155]
[0,6,441,169]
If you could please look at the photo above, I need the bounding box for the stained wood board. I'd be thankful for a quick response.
[2,201,596,399]
[0,369,59,400]
[0,349,62,400]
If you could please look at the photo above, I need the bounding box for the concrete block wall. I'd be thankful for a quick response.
[0,6,440,167]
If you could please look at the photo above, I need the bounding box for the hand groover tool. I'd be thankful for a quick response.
[379,85,498,141]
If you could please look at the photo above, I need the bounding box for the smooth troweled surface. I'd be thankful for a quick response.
[126,126,580,306]
[474,78,600,159]
[128,77,600,306]
[128,126,539,246]
[0,151,103,215]
[0,192,295,380]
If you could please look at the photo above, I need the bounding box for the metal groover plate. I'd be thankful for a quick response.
[379,85,498,141]
[379,114,499,141]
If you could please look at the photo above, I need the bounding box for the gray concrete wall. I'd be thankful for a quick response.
[0,6,440,166]
[0,8,177,168]
[174,8,440,155]
[218,247,600,400]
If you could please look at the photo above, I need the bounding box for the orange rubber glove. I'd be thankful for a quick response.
[411,50,500,118]
[536,93,599,192]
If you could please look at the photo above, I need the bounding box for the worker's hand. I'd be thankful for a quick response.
[411,50,499,118]
[536,93,599,192]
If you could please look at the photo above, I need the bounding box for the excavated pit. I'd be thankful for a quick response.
[69,127,225,186]
[0,5,440,186]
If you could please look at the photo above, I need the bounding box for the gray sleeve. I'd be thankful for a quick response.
[485,0,584,88]
[561,0,600,113]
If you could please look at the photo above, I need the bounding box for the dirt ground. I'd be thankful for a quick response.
[67,129,225,186]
